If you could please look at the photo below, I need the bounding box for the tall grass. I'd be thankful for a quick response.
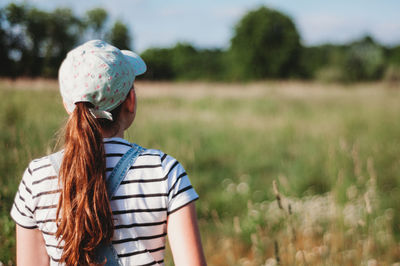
[0,79,399,265]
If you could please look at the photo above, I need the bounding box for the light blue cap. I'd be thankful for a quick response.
[59,40,146,120]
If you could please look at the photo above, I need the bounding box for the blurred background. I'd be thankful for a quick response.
[0,0,400,82]
[1,0,400,265]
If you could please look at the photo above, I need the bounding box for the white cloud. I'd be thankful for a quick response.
[158,7,186,17]
[212,6,245,19]
[297,13,373,45]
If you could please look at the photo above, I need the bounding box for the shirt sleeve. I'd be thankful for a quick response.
[10,166,38,229]
[162,154,199,214]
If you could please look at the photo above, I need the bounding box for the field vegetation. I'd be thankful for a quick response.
[0,79,400,265]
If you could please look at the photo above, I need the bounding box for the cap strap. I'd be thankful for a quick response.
[89,108,113,121]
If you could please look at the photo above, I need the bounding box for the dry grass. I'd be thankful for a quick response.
[136,80,399,100]
[1,77,398,99]
[1,78,400,265]
[0,78,59,91]
[208,179,400,265]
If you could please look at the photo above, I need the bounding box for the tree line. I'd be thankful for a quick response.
[0,4,130,78]
[1,4,400,82]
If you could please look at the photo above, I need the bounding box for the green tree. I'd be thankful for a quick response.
[300,44,349,81]
[229,6,301,80]
[385,45,400,66]
[6,3,49,75]
[342,36,385,81]
[298,45,334,79]
[85,8,108,39]
[5,3,82,77]
[140,43,201,81]
[383,45,400,82]
[194,48,226,80]
[42,8,82,77]
[171,43,226,80]
[140,44,226,81]
[170,43,199,80]
[2,4,136,78]
[140,48,175,80]
[108,20,131,50]
[0,8,14,76]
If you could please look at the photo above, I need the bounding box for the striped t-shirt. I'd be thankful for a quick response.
[10,137,199,266]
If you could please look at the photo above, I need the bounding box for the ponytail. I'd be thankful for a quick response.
[56,102,114,265]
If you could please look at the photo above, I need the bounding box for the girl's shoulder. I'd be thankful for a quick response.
[27,153,58,183]
[17,153,60,211]
[138,148,179,168]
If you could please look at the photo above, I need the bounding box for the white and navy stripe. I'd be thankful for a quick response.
[11,137,199,266]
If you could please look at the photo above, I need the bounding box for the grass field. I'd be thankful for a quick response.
[1,79,400,265]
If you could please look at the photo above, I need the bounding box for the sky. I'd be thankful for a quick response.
[2,0,400,52]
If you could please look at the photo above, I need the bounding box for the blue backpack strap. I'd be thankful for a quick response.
[95,243,121,266]
[106,143,144,198]
[98,143,145,265]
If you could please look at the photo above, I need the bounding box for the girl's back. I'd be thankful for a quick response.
[11,40,206,266]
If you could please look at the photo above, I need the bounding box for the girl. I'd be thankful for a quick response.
[11,40,206,266]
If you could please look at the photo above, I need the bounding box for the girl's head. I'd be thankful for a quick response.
[55,40,146,265]
[59,39,146,122]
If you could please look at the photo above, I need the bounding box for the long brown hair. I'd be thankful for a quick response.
[56,102,122,265]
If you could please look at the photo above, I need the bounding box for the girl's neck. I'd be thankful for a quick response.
[101,128,124,139]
